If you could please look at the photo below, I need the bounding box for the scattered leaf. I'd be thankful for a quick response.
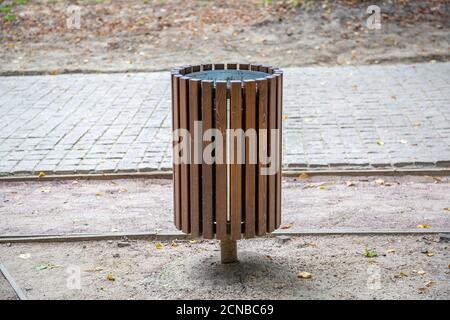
[363,249,378,258]
[280,223,293,229]
[49,69,59,76]
[386,249,395,254]
[35,263,61,271]
[418,287,428,294]
[170,241,178,247]
[399,139,407,144]
[425,280,435,287]
[318,185,327,190]
[38,171,46,178]
[72,180,79,184]
[432,176,443,183]
[95,192,102,197]
[282,115,288,120]
[443,208,450,212]
[118,189,128,193]
[297,271,312,279]
[375,179,385,185]
[298,172,309,179]
[189,240,197,244]
[106,273,115,281]
[417,270,426,275]
[426,252,434,257]
[265,255,273,261]
[41,188,51,193]
[417,224,431,229]
[346,181,355,187]
[398,271,408,277]
[376,139,384,146]
[18,253,31,259]
[84,267,104,272]
[155,242,163,249]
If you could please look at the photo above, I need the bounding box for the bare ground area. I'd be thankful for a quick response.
[0,235,449,299]
[0,175,449,236]
[0,0,449,74]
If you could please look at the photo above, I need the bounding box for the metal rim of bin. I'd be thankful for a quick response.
[171,63,283,241]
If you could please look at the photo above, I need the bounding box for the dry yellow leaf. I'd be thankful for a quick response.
[189,240,197,244]
[425,280,435,287]
[398,272,408,277]
[399,139,407,144]
[376,139,384,146]
[38,171,46,178]
[95,192,102,197]
[297,271,312,279]
[106,273,115,281]
[346,181,355,187]
[266,255,273,261]
[417,270,426,275]
[318,185,327,190]
[280,223,293,229]
[387,249,395,253]
[41,188,51,193]
[375,179,385,185]
[432,176,443,183]
[282,114,288,120]
[50,69,59,76]
[170,241,178,247]
[119,189,128,193]
[426,252,434,257]
[417,224,431,229]
[84,267,104,272]
[443,208,450,212]
[298,172,309,179]
[155,242,163,249]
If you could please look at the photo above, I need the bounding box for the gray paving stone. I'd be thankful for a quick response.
[0,62,449,175]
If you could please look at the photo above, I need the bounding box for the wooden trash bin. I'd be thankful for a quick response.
[171,63,283,263]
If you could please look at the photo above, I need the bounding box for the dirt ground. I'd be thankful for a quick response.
[0,272,18,300]
[0,235,449,299]
[0,175,449,236]
[1,0,449,74]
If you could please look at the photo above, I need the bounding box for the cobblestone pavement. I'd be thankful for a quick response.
[0,62,449,175]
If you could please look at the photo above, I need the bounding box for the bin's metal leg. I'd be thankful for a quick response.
[220,239,238,264]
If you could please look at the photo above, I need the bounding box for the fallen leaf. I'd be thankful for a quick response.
[282,115,288,120]
[346,181,355,187]
[376,139,384,146]
[443,208,450,212]
[170,241,178,247]
[426,252,434,257]
[41,188,51,193]
[72,180,79,184]
[364,249,378,258]
[432,176,443,183]
[280,223,293,229]
[155,242,163,249]
[318,185,327,190]
[106,273,115,281]
[189,240,197,244]
[375,179,385,185]
[265,255,273,261]
[417,270,426,275]
[391,95,397,100]
[297,271,312,279]
[95,192,102,197]
[418,287,428,294]
[84,267,104,272]
[38,171,46,178]
[425,280,435,287]
[298,172,309,179]
[398,271,408,277]
[35,263,61,271]
[119,189,128,193]
[49,69,59,76]
[417,224,431,229]
[387,249,395,253]
[399,139,407,144]
[18,253,31,259]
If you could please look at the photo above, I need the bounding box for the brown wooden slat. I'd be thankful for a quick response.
[244,80,256,238]
[227,63,237,70]
[256,78,268,236]
[189,79,201,237]
[275,72,283,228]
[215,81,228,239]
[179,77,190,234]
[239,63,250,70]
[192,65,201,72]
[267,75,277,233]
[259,66,269,73]
[214,63,225,70]
[251,64,261,71]
[171,73,181,230]
[230,80,242,240]
[203,64,212,71]
[201,80,214,239]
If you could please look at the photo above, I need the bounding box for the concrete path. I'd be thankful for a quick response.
[0,62,449,176]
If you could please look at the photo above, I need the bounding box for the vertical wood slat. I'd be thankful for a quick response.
[244,80,256,238]
[172,74,181,229]
[256,78,268,236]
[179,77,190,234]
[215,81,228,240]
[189,79,202,237]
[230,81,243,240]
[275,71,283,228]
[267,75,277,232]
[201,80,214,239]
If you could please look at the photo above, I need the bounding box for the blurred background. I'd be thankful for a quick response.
[1,0,449,74]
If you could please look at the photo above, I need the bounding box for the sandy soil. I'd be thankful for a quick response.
[0,0,449,74]
[0,175,449,236]
[0,272,18,300]
[0,235,449,299]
